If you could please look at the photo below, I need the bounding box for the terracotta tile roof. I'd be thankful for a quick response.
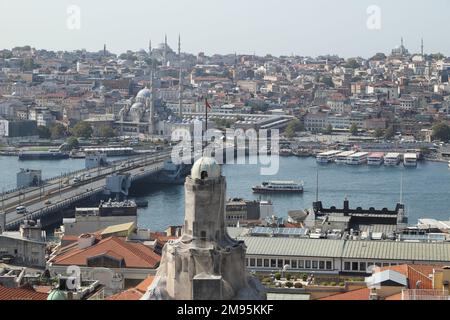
[385,293,402,300]
[33,286,53,294]
[319,288,370,300]
[106,288,143,300]
[135,276,155,294]
[52,236,160,269]
[0,285,48,300]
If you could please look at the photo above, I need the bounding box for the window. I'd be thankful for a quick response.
[305,260,311,269]
[291,260,297,269]
[257,259,262,267]
[382,263,389,267]
[319,261,325,270]
[277,259,283,268]
[264,259,269,268]
[360,262,367,272]
[298,260,304,269]
[271,259,277,268]
[352,262,359,271]
[344,262,351,271]
[246,258,250,267]
[312,261,318,269]
[326,261,332,270]
[250,258,255,267]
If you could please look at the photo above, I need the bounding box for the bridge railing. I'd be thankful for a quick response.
[6,187,105,230]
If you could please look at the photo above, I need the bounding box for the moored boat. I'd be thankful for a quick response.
[252,180,304,194]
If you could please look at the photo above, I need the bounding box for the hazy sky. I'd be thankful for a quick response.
[0,0,449,58]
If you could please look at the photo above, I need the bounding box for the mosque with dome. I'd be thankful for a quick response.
[116,74,197,139]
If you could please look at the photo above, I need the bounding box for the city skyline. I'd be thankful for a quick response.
[0,0,449,58]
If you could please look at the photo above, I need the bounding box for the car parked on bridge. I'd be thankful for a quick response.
[44,199,52,205]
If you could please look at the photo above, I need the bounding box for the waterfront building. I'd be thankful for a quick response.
[239,235,450,275]
[0,220,46,268]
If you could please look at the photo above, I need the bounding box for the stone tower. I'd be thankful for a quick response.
[143,157,266,300]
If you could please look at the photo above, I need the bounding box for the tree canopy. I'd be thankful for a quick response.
[97,125,117,138]
[50,123,66,140]
[432,122,450,142]
[71,121,93,138]
[349,123,358,136]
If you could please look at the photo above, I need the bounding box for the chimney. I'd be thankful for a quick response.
[343,197,350,213]
[369,287,379,300]
[78,234,96,249]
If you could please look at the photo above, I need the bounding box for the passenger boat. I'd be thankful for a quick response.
[252,181,304,194]
[335,151,355,164]
[384,152,401,166]
[346,152,368,165]
[367,152,384,166]
[403,153,418,167]
[316,150,341,164]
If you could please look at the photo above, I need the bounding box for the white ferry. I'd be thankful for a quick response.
[403,153,418,167]
[252,181,304,194]
[367,152,385,166]
[335,151,355,164]
[316,150,341,164]
[384,153,401,166]
[346,152,368,165]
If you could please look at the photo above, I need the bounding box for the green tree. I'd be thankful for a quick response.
[284,119,302,138]
[384,126,395,140]
[274,273,281,280]
[344,58,360,69]
[97,125,117,138]
[370,52,387,61]
[37,125,51,139]
[50,123,66,139]
[432,122,450,142]
[321,76,334,88]
[325,124,333,135]
[373,128,384,138]
[285,282,294,288]
[349,123,358,136]
[72,121,93,138]
[66,137,79,150]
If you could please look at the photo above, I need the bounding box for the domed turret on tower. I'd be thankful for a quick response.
[191,157,221,180]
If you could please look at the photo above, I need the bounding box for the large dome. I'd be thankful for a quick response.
[191,157,221,180]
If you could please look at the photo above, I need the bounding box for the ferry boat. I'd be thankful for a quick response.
[18,150,69,161]
[252,181,304,194]
[384,152,401,166]
[403,153,418,167]
[346,152,368,165]
[335,151,355,164]
[316,150,341,164]
[367,152,384,166]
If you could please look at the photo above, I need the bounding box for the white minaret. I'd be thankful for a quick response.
[163,34,168,66]
[178,34,183,118]
[148,62,155,135]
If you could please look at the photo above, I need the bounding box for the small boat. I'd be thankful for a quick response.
[252,181,304,194]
